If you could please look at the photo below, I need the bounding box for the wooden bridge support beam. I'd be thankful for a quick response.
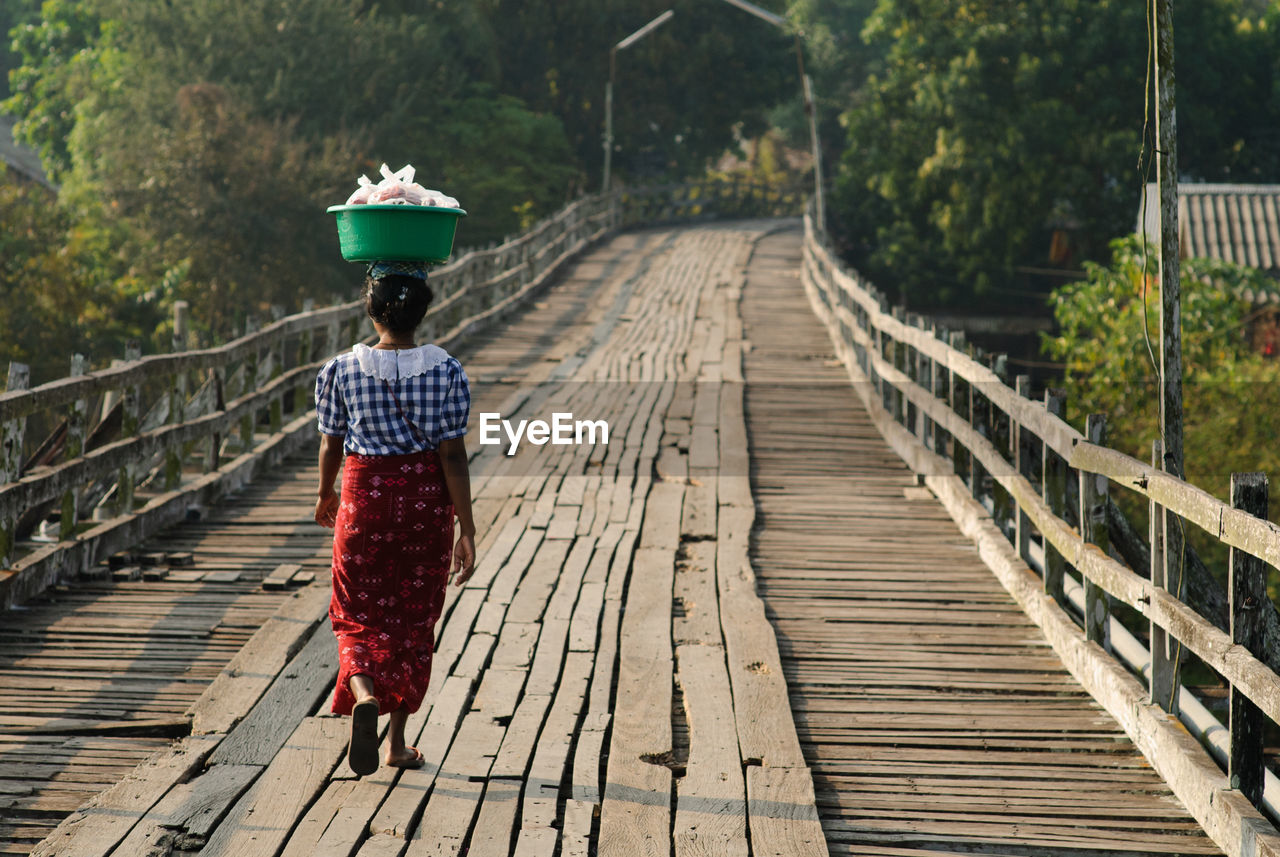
[1229,472,1268,806]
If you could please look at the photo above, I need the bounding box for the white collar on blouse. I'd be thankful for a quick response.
[352,343,451,381]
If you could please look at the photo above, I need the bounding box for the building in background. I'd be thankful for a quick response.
[0,113,53,189]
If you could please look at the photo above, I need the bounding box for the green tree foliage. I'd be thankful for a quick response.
[4,0,581,348]
[788,0,879,102]
[0,0,39,100]
[406,88,578,243]
[1043,236,1280,493]
[783,0,879,166]
[72,80,355,337]
[833,1,1147,307]
[1176,6,1280,183]
[5,0,100,180]
[829,0,1280,309]
[0,171,162,383]
[480,0,795,185]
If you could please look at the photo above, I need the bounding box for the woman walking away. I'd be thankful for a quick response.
[313,262,477,776]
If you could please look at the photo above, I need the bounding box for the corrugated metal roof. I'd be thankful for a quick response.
[1138,182,1280,272]
[0,112,54,189]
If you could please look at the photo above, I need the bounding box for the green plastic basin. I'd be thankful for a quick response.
[327,203,467,264]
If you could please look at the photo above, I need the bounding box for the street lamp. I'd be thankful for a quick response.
[603,10,675,193]
[716,0,825,230]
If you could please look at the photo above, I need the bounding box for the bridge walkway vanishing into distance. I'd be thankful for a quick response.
[6,214,1280,855]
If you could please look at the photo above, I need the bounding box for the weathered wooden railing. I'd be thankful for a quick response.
[620,178,804,226]
[800,207,1280,856]
[0,181,799,608]
[0,192,616,607]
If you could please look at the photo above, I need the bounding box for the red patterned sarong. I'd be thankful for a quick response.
[329,450,453,716]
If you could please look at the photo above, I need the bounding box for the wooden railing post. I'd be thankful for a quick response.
[1013,375,1033,563]
[241,317,260,454]
[61,354,88,540]
[206,362,225,474]
[347,314,363,350]
[947,332,966,480]
[114,341,142,516]
[988,354,1012,534]
[932,329,949,457]
[1150,438,1176,713]
[1160,444,1187,708]
[1041,389,1067,604]
[295,299,315,414]
[268,323,286,435]
[911,315,931,443]
[890,306,905,425]
[867,306,882,403]
[164,301,189,490]
[968,371,983,500]
[1081,414,1110,651]
[1,362,31,567]
[1229,472,1267,805]
[326,317,342,361]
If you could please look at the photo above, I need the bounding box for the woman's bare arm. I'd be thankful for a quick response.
[437,436,476,584]
[314,433,344,527]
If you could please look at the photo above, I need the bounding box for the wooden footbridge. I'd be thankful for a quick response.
[3,185,1280,857]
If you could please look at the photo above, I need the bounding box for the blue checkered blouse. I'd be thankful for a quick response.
[315,344,470,455]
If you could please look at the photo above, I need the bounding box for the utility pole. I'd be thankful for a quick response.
[1155,0,1182,482]
[1153,0,1185,711]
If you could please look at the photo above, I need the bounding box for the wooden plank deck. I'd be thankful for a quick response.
[19,222,825,857]
[5,220,1226,857]
[740,228,1221,857]
[0,465,332,855]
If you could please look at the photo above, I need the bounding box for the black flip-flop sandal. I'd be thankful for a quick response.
[349,698,380,776]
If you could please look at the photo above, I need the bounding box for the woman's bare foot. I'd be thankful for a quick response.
[385,745,425,768]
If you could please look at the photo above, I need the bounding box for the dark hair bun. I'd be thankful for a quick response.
[364,274,433,335]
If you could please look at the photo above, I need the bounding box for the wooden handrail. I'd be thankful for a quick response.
[1069,441,1280,568]
[0,194,616,422]
[832,309,1280,726]
[805,225,1280,575]
[0,303,360,422]
[0,181,795,604]
[799,203,1280,847]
